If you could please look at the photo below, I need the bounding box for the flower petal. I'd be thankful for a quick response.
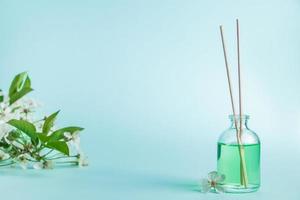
[33,162,43,170]
[215,184,225,193]
[208,171,218,181]
[43,160,54,169]
[215,174,225,183]
[77,153,89,167]
[12,141,24,149]
[73,137,81,150]
[64,132,72,139]
[199,178,211,193]
[19,162,27,170]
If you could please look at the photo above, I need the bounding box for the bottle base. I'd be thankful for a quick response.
[220,183,260,193]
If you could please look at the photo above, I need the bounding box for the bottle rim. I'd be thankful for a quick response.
[229,114,250,120]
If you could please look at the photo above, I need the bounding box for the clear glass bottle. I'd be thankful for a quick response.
[217,115,260,193]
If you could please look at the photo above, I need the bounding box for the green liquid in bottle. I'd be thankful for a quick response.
[217,143,260,193]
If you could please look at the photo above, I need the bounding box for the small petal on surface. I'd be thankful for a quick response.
[215,174,225,183]
[208,171,218,181]
[199,178,211,193]
[215,184,225,193]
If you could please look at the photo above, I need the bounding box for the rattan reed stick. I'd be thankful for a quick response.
[219,24,248,187]
[236,19,248,187]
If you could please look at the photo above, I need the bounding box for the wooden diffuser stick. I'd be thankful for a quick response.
[219,26,238,124]
[219,23,248,187]
[236,19,249,187]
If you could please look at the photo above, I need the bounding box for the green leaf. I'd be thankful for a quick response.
[48,126,84,142]
[23,76,31,88]
[37,133,49,144]
[9,72,28,97]
[0,89,3,103]
[8,72,33,105]
[6,130,21,141]
[42,110,60,134]
[46,141,69,155]
[9,87,33,105]
[47,130,64,141]
[7,119,37,140]
[57,126,84,133]
[0,141,10,149]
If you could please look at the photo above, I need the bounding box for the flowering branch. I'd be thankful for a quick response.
[0,72,88,169]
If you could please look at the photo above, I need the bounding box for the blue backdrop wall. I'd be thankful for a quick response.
[0,1,299,199]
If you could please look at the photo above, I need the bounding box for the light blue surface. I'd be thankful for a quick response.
[0,0,300,199]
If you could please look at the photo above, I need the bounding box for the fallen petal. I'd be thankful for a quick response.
[215,184,225,193]
[216,174,225,183]
[208,171,218,181]
[199,178,211,193]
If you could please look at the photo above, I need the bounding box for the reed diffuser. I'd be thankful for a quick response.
[217,19,261,193]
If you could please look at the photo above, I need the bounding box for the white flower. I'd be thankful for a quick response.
[11,141,24,149]
[32,162,43,169]
[16,154,30,169]
[65,131,81,152]
[0,101,15,140]
[0,123,13,141]
[13,98,40,112]
[200,171,225,193]
[77,153,88,167]
[43,160,54,169]
[12,98,41,122]
[0,150,9,160]
[0,102,13,119]
[34,119,45,133]
[0,98,21,119]
[33,160,54,169]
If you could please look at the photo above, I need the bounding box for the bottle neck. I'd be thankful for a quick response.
[229,115,249,130]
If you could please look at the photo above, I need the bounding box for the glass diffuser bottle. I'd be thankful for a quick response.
[217,115,260,193]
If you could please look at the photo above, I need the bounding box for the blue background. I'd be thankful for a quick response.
[0,0,300,199]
